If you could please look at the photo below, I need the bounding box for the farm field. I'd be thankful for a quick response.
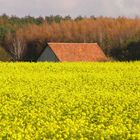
[0,62,140,139]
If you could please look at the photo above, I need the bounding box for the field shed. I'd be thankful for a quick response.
[38,43,107,62]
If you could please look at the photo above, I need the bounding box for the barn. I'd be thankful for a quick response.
[38,43,107,62]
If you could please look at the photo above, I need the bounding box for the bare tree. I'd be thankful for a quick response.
[5,35,26,61]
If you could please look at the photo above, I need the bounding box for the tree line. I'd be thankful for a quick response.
[0,14,140,61]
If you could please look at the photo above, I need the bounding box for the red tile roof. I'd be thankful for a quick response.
[48,43,107,62]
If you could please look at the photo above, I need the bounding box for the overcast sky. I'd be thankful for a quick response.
[0,0,140,17]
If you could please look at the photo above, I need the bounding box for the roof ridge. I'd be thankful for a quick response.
[48,43,98,44]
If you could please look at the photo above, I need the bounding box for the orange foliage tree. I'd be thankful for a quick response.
[4,17,140,61]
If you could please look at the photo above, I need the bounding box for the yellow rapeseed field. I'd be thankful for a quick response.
[0,62,140,139]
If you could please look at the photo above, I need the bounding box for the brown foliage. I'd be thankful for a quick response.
[4,17,140,61]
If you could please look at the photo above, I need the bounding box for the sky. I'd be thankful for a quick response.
[0,0,140,18]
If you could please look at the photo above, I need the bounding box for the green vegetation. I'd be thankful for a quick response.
[0,46,11,61]
[0,62,140,139]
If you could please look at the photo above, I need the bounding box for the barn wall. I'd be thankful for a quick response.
[38,47,59,62]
